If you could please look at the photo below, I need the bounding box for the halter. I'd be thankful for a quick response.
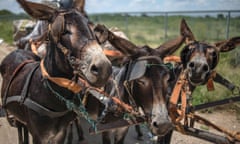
[123,56,167,121]
[40,9,96,93]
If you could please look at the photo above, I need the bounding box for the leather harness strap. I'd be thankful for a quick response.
[103,49,123,57]
[6,96,69,118]
[163,55,181,63]
[207,70,216,91]
[30,39,40,55]
[4,61,69,119]
[2,60,35,107]
[40,60,83,94]
[169,71,188,133]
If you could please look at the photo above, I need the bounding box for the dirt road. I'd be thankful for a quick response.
[0,42,239,144]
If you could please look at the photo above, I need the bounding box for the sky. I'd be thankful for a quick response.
[0,0,240,14]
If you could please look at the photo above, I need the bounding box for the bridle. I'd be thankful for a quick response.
[43,9,97,84]
[123,55,168,121]
[181,41,219,87]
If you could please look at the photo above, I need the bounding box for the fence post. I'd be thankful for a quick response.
[164,12,168,39]
[226,11,230,39]
[125,14,129,36]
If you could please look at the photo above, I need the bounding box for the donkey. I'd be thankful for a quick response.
[0,0,112,143]
[156,19,240,144]
[16,0,88,58]
[90,21,191,144]
[95,19,240,144]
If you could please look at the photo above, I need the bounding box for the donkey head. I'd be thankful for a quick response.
[94,24,179,136]
[180,19,240,86]
[17,0,112,87]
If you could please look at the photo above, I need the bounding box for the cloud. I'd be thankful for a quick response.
[0,0,21,13]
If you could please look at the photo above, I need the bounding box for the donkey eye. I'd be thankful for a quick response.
[211,52,217,57]
[63,30,72,35]
[135,79,145,85]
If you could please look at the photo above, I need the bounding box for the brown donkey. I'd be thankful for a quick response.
[0,0,111,143]
[157,19,240,144]
[91,21,189,144]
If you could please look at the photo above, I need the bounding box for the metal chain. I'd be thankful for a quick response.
[44,80,97,132]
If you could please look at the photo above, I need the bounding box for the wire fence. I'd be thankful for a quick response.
[0,10,240,47]
[89,10,240,47]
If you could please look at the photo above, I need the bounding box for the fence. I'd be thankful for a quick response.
[89,10,240,47]
[0,10,240,47]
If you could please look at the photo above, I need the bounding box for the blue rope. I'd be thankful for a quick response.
[44,80,97,132]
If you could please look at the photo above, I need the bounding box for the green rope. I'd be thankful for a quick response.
[123,113,135,121]
[146,63,174,70]
[44,80,98,132]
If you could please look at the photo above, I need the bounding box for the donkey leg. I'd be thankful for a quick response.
[114,127,129,144]
[17,125,24,144]
[66,122,73,144]
[74,118,86,142]
[135,125,144,140]
[23,125,29,144]
[102,131,111,144]
[157,130,173,144]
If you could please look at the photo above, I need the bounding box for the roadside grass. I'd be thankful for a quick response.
[0,20,14,44]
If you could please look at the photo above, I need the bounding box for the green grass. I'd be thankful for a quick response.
[0,13,29,43]
[0,20,13,43]
[90,14,240,47]
[1,13,240,107]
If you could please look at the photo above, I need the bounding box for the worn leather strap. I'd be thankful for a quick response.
[40,60,82,94]
[103,49,123,57]
[207,70,216,91]
[169,71,188,133]
[6,96,69,118]
[163,55,181,63]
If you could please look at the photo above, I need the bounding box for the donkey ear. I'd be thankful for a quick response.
[180,19,195,44]
[17,0,57,21]
[73,0,85,12]
[214,36,240,52]
[155,19,194,57]
[94,24,139,56]
[155,36,185,57]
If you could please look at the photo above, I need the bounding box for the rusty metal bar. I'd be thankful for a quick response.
[193,95,240,111]
[184,127,232,144]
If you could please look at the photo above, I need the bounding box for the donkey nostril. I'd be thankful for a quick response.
[188,62,195,68]
[90,64,99,75]
[153,121,158,128]
[203,64,209,72]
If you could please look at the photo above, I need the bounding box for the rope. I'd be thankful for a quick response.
[44,80,97,132]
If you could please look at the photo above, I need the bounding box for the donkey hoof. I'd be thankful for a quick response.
[137,135,144,141]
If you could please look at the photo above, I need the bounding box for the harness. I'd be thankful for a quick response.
[123,56,167,120]
[2,61,70,118]
[2,10,96,124]
[166,55,240,142]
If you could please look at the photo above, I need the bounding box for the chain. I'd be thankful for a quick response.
[44,80,97,132]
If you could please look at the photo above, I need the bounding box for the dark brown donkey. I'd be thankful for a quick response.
[0,0,111,143]
[92,23,188,144]
[155,19,240,144]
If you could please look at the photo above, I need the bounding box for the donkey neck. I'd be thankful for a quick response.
[43,40,74,79]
